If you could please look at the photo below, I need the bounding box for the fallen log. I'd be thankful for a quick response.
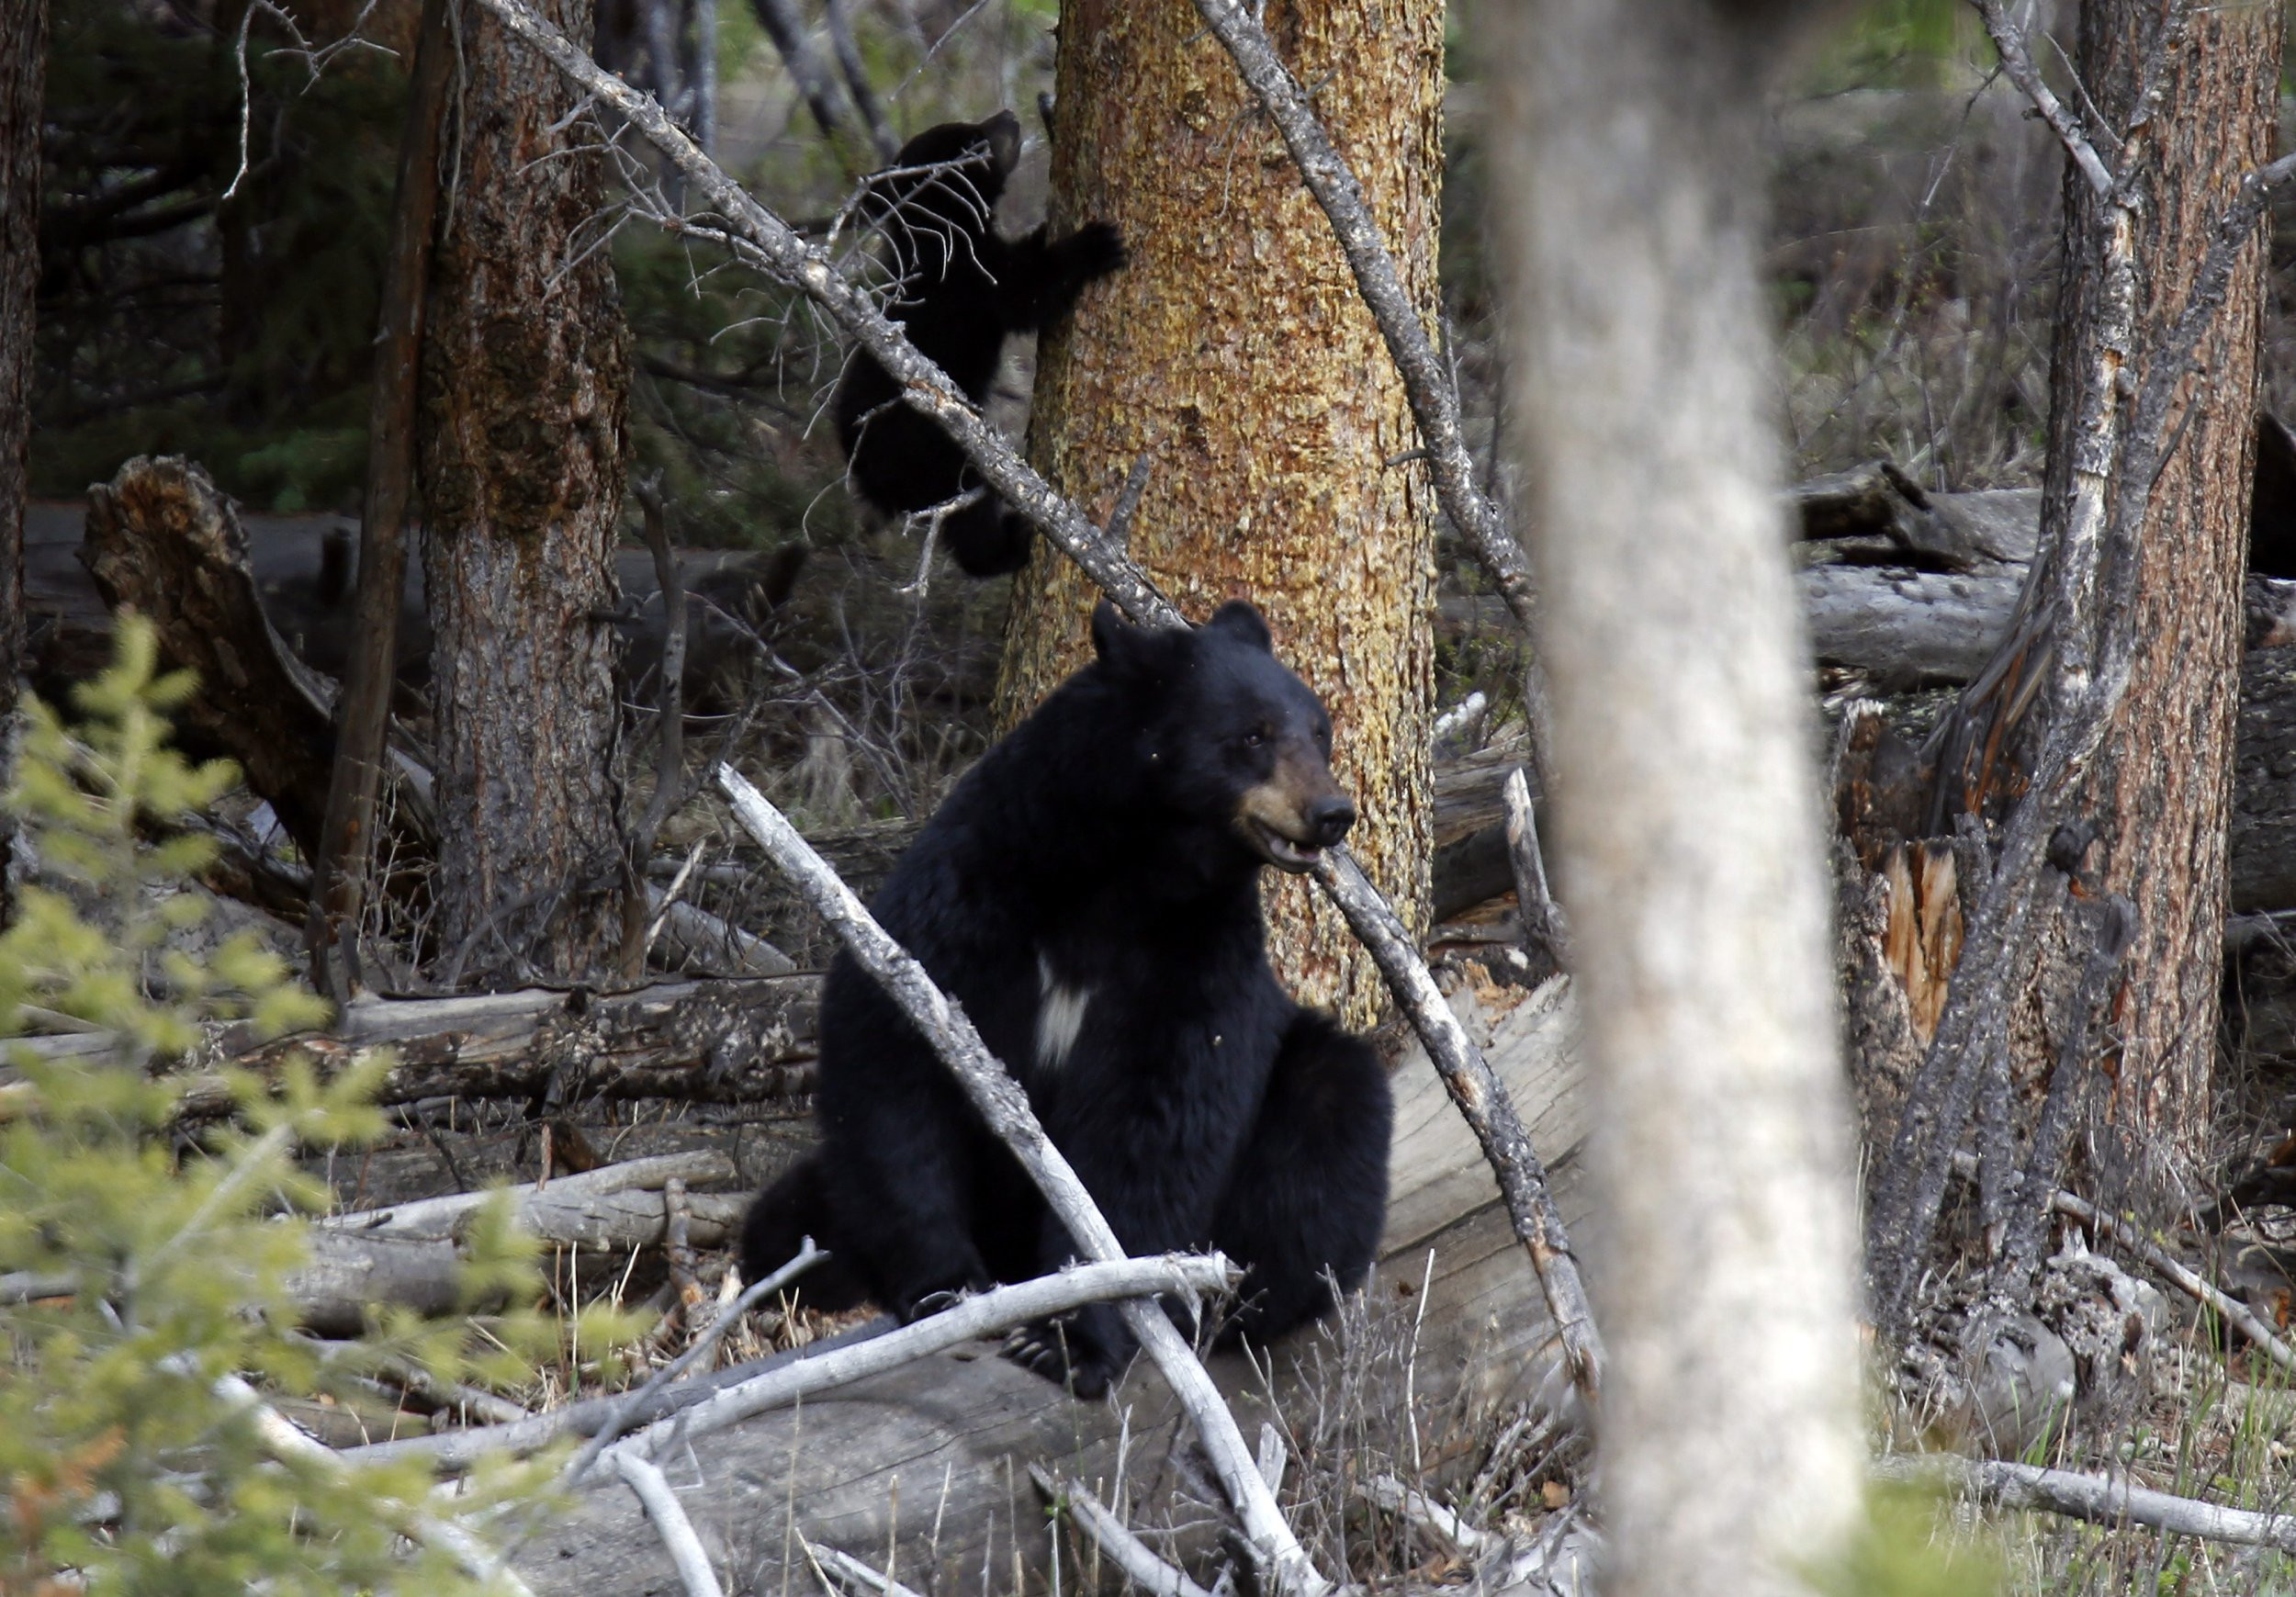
[5,976,820,1116]
[514,978,1588,1596]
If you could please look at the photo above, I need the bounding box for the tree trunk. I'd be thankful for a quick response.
[0,0,41,924]
[2021,0,2280,1199]
[1488,1,1864,1593]
[997,0,1442,1027]
[419,0,634,987]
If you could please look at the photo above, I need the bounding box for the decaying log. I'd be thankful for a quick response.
[6,976,819,1115]
[517,979,1587,1597]
[80,457,352,860]
[288,1154,746,1333]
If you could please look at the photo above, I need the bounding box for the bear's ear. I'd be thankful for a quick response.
[981,109,1022,178]
[1203,600,1273,653]
[1091,600,1151,674]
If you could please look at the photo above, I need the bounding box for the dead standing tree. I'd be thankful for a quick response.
[1861,0,2291,1337]
[1489,1,1866,1594]
[420,0,636,987]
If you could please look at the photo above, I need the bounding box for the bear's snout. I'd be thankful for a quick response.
[1304,793,1356,847]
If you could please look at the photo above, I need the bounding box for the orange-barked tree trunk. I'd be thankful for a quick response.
[1000,0,1443,1025]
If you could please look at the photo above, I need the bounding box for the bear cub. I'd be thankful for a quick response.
[834,110,1126,578]
[743,601,1393,1397]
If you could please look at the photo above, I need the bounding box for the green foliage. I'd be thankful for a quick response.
[0,618,643,1593]
[1818,1482,2007,1597]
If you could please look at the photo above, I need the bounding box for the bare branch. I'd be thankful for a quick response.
[1029,1465,1214,1597]
[2045,1180,2296,1378]
[1307,849,1603,1407]
[1876,1452,2296,1552]
[1502,768,1568,966]
[714,763,1326,1595]
[613,1452,727,1597]
[197,1366,533,1593]
[804,1538,929,1597]
[346,1253,1236,1475]
[1968,0,2115,198]
[560,1240,827,1486]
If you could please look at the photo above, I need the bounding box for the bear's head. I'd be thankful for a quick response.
[861,110,1022,249]
[1090,600,1357,874]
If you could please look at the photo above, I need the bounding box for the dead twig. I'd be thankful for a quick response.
[560,1241,827,1487]
[614,1452,726,1597]
[1876,1452,2296,1552]
[803,1537,929,1597]
[715,763,1328,1597]
[1028,1465,1212,1597]
[193,1365,533,1593]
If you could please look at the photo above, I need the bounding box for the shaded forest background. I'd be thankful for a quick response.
[39,0,2281,837]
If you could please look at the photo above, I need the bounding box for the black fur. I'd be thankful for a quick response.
[742,601,1392,1397]
[831,110,1126,578]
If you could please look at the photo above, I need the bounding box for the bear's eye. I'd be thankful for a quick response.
[1241,725,1268,750]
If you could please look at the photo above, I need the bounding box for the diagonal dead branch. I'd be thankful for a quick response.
[1969,0,2116,198]
[1306,849,1602,1407]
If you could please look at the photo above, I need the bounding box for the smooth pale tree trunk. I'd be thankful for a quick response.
[2024,0,2279,1201]
[998,0,1443,1027]
[420,0,633,986]
[0,0,43,923]
[1487,2,1865,1592]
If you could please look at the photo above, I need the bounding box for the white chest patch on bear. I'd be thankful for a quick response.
[1036,953,1094,1071]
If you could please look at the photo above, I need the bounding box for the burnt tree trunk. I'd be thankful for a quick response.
[997,0,1443,1027]
[0,0,42,923]
[2020,1,2280,1197]
[419,0,634,986]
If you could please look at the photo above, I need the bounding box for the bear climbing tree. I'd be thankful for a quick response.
[834,111,1126,576]
[997,0,1445,1027]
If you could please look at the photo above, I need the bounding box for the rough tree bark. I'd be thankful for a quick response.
[2018,0,2279,1198]
[1489,1,1864,1593]
[420,0,634,986]
[998,0,1443,1026]
[0,0,42,924]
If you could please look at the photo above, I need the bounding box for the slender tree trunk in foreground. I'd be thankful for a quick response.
[420,0,633,986]
[1001,0,1443,1026]
[0,0,44,924]
[1488,2,1864,1592]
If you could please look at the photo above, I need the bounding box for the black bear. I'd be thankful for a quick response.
[833,110,1126,578]
[743,601,1393,1397]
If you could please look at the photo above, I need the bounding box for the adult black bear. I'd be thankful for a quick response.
[743,601,1393,1397]
[833,110,1125,578]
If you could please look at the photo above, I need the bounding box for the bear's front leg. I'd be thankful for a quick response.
[1000,1095,1236,1397]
